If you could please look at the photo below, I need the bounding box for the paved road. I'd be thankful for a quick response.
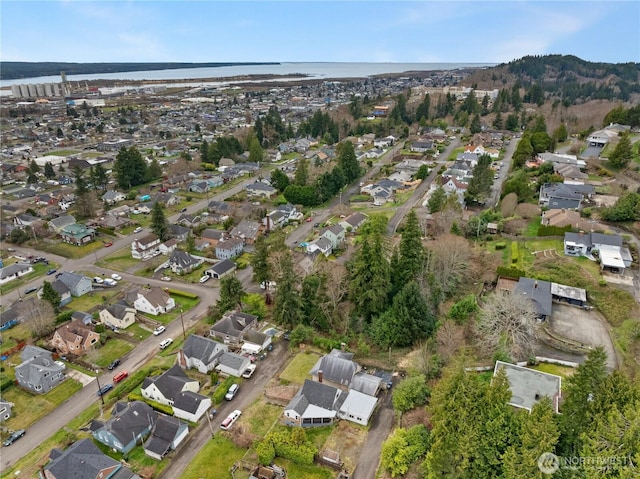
[487,137,519,209]
[158,339,293,479]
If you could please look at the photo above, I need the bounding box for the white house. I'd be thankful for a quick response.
[133,288,175,316]
[132,234,161,260]
[0,263,33,285]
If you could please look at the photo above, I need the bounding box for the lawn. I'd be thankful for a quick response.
[242,401,283,437]
[46,149,80,156]
[0,261,52,295]
[64,287,123,314]
[123,322,153,341]
[525,217,541,236]
[1,378,83,431]
[152,295,201,324]
[0,323,31,356]
[279,351,321,384]
[93,339,135,368]
[180,435,246,479]
[97,248,142,272]
[272,459,333,479]
[529,363,576,378]
[39,238,108,259]
[323,421,369,472]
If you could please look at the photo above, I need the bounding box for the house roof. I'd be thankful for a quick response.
[217,238,244,251]
[57,271,90,290]
[243,329,268,346]
[564,231,623,248]
[495,361,561,412]
[173,390,209,414]
[514,277,553,317]
[144,415,185,457]
[169,250,201,269]
[48,214,76,229]
[313,237,332,251]
[182,334,227,364]
[136,233,159,246]
[217,352,251,372]
[309,350,358,388]
[105,303,135,320]
[202,229,226,240]
[208,259,237,276]
[541,183,583,201]
[140,287,171,309]
[230,219,261,241]
[211,311,258,338]
[44,438,122,479]
[0,262,31,279]
[94,401,156,447]
[350,372,383,396]
[339,389,378,419]
[342,212,367,228]
[144,365,196,402]
[286,379,345,415]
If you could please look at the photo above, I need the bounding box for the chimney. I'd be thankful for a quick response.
[318,370,323,383]
[340,342,346,352]
[534,281,538,289]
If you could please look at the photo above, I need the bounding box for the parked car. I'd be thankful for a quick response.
[97,383,114,397]
[103,241,113,248]
[242,364,257,379]
[133,227,143,233]
[103,278,117,286]
[199,275,210,283]
[153,325,166,336]
[220,410,242,430]
[24,286,38,295]
[159,338,173,350]
[55,360,66,369]
[93,276,104,284]
[111,273,122,281]
[181,207,188,212]
[108,359,121,370]
[113,371,128,383]
[160,276,172,282]
[3,429,25,447]
[224,383,239,401]
[46,268,57,275]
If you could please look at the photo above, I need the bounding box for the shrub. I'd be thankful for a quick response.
[257,430,317,466]
[289,324,314,348]
[94,324,106,334]
[494,242,507,250]
[392,375,430,414]
[212,376,237,404]
[381,425,431,478]
[537,225,571,236]
[56,311,73,325]
[127,392,173,416]
[165,289,199,299]
[256,437,276,465]
[0,376,14,392]
[449,295,478,324]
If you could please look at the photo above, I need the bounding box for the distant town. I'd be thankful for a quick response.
[1,55,639,479]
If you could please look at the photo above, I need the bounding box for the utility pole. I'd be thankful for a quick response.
[95,370,105,406]
[180,308,186,339]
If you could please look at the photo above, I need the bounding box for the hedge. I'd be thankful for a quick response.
[127,392,174,416]
[0,376,14,393]
[257,430,317,466]
[497,265,525,280]
[212,376,237,405]
[494,242,507,250]
[537,225,572,236]
[511,242,519,263]
[165,289,199,300]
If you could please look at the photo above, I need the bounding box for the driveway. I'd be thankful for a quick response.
[550,303,618,370]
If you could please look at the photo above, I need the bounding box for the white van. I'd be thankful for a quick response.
[225,383,239,401]
[159,338,173,350]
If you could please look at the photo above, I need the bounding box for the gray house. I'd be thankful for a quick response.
[538,183,594,210]
[15,345,66,394]
[205,259,237,280]
[215,352,251,377]
[210,311,258,345]
[48,214,76,234]
[215,238,244,260]
[57,272,93,297]
[144,415,189,460]
[284,379,345,428]
[309,349,359,390]
[168,250,204,275]
[514,277,552,321]
[0,399,14,422]
[178,334,229,374]
[91,401,156,454]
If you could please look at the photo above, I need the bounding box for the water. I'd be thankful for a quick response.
[1,62,494,86]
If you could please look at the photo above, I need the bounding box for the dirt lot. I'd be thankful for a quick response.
[550,303,618,369]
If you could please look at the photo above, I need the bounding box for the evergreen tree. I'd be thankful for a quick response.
[41,281,62,314]
[470,114,482,134]
[148,158,163,180]
[211,276,246,320]
[390,209,425,296]
[113,146,149,189]
[294,157,309,186]
[273,251,303,328]
[270,169,290,192]
[200,140,209,162]
[249,137,264,163]
[349,233,390,324]
[254,116,264,144]
[608,133,633,169]
[44,162,55,179]
[493,111,504,130]
[428,186,447,213]
[505,113,519,131]
[553,122,568,143]
[251,235,271,285]
[415,93,431,122]
[512,134,534,168]
[90,163,109,191]
[465,154,493,203]
[72,165,88,196]
[29,159,41,174]
[337,140,361,183]
[150,201,170,241]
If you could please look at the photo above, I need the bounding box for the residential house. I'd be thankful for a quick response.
[168,250,204,275]
[210,310,259,345]
[242,329,272,354]
[51,318,101,355]
[374,135,395,148]
[205,259,237,280]
[215,352,251,377]
[159,238,178,256]
[202,228,227,247]
[229,219,261,245]
[216,238,244,260]
[46,279,72,306]
[153,192,180,207]
[60,223,96,245]
[71,311,93,325]
[132,234,161,260]
[283,379,345,428]
[176,213,200,228]
[13,213,41,227]
[99,302,137,330]
[144,415,189,460]
[188,180,210,194]
[494,361,561,413]
[564,232,631,273]
[178,334,229,374]
[306,236,333,257]
[0,304,21,331]
[132,287,176,316]
[0,262,33,285]
[48,214,76,234]
[246,181,277,199]
[207,176,224,188]
[57,272,93,297]
[513,278,553,321]
[169,224,191,241]
[310,349,360,390]
[0,399,13,422]
[41,438,141,479]
[321,224,345,250]
[410,140,433,152]
[208,200,234,215]
[539,183,593,210]
[263,209,288,231]
[91,401,156,454]
[101,190,126,205]
[15,345,66,394]
[142,365,211,421]
[194,237,211,251]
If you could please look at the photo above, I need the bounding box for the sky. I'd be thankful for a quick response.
[1,1,639,64]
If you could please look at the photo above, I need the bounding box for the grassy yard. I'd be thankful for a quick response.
[525,217,542,236]
[149,294,201,325]
[279,351,321,384]
[529,363,576,377]
[180,435,246,479]
[1,378,83,431]
[46,149,80,156]
[272,459,333,479]
[242,401,283,437]
[0,261,52,295]
[97,248,142,272]
[38,238,108,259]
[122,322,153,341]
[93,339,135,368]
[0,323,31,356]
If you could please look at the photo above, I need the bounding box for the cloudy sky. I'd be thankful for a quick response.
[2,1,638,64]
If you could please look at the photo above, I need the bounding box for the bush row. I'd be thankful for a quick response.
[212,376,237,404]
[127,392,174,416]
[510,242,519,263]
[165,289,199,300]
[257,430,317,466]
[0,376,14,392]
[538,225,572,236]
[496,265,525,280]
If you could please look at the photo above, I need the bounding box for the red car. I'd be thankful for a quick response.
[306,217,312,222]
[103,242,113,247]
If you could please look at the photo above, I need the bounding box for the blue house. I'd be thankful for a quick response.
[91,401,157,454]
[0,304,21,331]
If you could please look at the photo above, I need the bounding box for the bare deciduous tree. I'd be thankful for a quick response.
[429,234,471,297]
[436,320,467,361]
[19,298,56,339]
[475,290,540,360]
[314,261,350,334]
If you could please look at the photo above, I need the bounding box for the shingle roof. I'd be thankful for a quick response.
[286,379,344,415]
[44,438,121,479]
[182,335,227,364]
[145,365,196,402]
[144,415,184,457]
[514,277,553,317]
[0,263,31,279]
[309,350,358,388]
[173,390,208,414]
[94,401,156,446]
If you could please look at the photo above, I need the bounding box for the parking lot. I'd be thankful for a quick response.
[550,303,617,369]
